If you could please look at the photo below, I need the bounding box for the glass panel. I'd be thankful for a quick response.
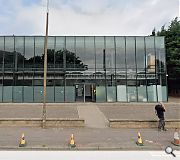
[0,86,2,102]
[84,37,95,71]
[161,86,167,101]
[66,36,75,69]
[115,36,126,69]
[105,37,115,69]
[3,86,13,102]
[95,37,104,69]
[0,37,4,68]
[117,85,127,101]
[145,36,155,73]
[75,36,87,71]
[138,86,147,102]
[127,86,137,102]
[155,37,165,74]
[35,37,44,70]
[96,86,106,102]
[47,37,55,69]
[65,86,75,102]
[126,37,136,70]
[13,86,23,102]
[136,37,145,71]
[47,86,54,102]
[34,86,43,102]
[147,85,157,102]
[55,86,64,102]
[55,36,65,69]
[24,37,34,69]
[15,37,24,70]
[24,86,33,102]
[4,37,14,70]
[107,86,116,102]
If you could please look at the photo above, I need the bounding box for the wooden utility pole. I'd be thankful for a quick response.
[42,0,49,128]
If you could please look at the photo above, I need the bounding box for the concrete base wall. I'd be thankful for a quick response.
[0,118,85,127]
[109,119,180,128]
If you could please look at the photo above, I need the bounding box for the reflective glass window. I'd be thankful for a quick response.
[115,37,126,69]
[24,37,34,69]
[4,37,14,69]
[75,36,86,70]
[47,37,55,69]
[55,36,65,69]
[66,36,75,69]
[84,36,95,71]
[105,36,115,69]
[0,37,4,68]
[126,37,136,70]
[35,37,44,70]
[95,37,105,69]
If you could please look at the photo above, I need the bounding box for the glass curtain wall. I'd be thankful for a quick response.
[0,36,167,102]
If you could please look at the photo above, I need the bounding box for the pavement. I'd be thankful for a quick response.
[0,127,180,151]
[0,97,179,150]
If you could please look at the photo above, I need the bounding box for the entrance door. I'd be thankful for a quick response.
[75,84,96,102]
[75,84,85,102]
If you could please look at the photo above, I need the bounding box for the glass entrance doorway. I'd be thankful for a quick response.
[75,84,96,102]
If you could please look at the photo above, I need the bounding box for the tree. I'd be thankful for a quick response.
[153,17,180,95]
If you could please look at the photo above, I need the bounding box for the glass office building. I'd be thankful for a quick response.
[0,36,167,103]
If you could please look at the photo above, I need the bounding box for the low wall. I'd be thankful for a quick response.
[109,119,180,128]
[0,118,85,127]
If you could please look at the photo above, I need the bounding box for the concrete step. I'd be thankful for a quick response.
[109,119,180,128]
[0,118,85,127]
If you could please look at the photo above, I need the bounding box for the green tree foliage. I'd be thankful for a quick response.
[154,17,180,95]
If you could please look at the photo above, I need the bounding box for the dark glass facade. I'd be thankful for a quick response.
[0,36,167,102]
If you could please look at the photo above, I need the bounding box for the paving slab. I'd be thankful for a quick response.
[98,104,180,120]
[0,104,79,118]
[77,105,108,128]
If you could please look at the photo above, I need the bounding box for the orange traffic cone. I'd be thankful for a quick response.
[68,134,76,148]
[19,133,26,147]
[171,128,180,146]
[136,132,143,146]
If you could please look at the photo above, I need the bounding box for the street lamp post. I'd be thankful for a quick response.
[42,0,49,128]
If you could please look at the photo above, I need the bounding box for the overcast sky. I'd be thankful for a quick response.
[0,0,179,36]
